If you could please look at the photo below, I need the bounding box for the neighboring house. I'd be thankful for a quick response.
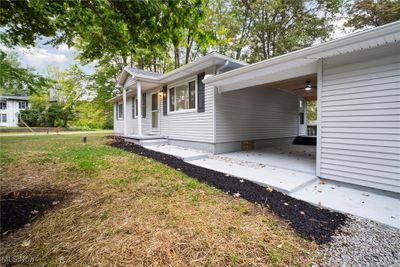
[48,84,66,103]
[0,96,30,127]
[108,21,400,194]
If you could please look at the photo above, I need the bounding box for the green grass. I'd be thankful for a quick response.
[0,133,317,266]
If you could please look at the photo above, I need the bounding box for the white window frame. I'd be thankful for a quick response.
[117,102,123,120]
[1,114,7,123]
[133,94,146,119]
[0,101,6,110]
[167,76,197,114]
[19,101,28,109]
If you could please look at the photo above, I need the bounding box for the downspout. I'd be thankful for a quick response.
[216,60,230,74]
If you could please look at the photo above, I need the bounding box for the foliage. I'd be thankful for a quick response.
[19,102,75,127]
[345,0,400,29]
[307,100,317,121]
[19,108,41,127]
[71,101,111,129]
[0,50,52,96]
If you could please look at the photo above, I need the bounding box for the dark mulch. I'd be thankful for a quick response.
[108,136,347,244]
[0,190,66,234]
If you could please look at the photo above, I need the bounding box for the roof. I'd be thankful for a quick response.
[116,52,247,86]
[205,21,400,88]
[108,52,248,102]
[125,67,162,78]
[0,95,29,101]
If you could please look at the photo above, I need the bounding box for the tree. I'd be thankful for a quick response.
[0,0,207,72]
[345,0,400,29]
[247,0,341,62]
[0,50,52,96]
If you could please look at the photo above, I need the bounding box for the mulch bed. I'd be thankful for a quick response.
[0,190,66,234]
[108,136,347,244]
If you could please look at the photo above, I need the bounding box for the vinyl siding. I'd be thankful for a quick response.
[113,67,216,140]
[320,45,400,193]
[215,87,299,143]
[113,91,156,135]
[159,84,214,143]
[113,101,124,134]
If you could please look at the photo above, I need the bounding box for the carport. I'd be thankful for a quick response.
[208,64,319,186]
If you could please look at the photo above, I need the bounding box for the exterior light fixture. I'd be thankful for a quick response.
[305,81,312,91]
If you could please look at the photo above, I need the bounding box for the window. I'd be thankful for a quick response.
[1,114,7,123]
[299,112,305,125]
[117,103,123,119]
[168,79,196,113]
[169,88,175,112]
[19,101,28,109]
[0,101,6,110]
[133,94,146,118]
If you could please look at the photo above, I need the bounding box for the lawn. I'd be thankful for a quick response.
[0,133,317,266]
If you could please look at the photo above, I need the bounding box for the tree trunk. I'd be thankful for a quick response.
[174,46,180,69]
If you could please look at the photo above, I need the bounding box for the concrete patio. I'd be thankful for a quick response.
[141,143,400,228]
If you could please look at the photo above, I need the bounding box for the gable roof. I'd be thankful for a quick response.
[125,68,162,78]
[116,52,248,88]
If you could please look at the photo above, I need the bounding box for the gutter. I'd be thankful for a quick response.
[216,60,230,74]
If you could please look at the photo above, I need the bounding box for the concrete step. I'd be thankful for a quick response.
[186,157,318,194]
[140,139,168,146]
[144,144,209,161]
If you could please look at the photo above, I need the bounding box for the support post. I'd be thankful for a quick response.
[123,87,127,136]
[316,59,323,177]
[137,80,142,136]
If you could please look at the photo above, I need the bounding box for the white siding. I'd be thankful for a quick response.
[0,99,30,127]
[114,91,156,135]
[113,101,124,134]
[320,44,400,193]
[215,87,299,142]
[160,84,215,143]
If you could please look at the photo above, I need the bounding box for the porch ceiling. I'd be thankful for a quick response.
[255,74,317,101]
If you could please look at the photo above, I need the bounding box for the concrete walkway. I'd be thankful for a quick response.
[189,157,317,194]
[142,143,400,228]
[291,181,400,228]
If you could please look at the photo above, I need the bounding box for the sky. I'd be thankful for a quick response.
[1,38,95,76]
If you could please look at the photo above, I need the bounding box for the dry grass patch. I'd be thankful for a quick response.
[1,134,317,266]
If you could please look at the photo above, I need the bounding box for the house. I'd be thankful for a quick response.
[109,21,400,195]
[0,96,30,127]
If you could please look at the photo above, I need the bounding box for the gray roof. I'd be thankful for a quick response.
[126,67,162,78]
[0,95,29,101]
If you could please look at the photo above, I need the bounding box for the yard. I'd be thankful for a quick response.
[0,133,320,266]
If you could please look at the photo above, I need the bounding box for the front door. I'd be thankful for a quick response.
[151,93,160,131]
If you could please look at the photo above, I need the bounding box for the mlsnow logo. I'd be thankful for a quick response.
[1,255,35,264]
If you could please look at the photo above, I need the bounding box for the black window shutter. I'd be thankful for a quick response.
[142,93,146,118]
[197,72,205,112]
[132,97,135,118]
[162,85,168,116]
[115,103,118,120]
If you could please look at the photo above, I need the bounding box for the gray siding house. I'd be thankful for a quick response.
[109,21,400,194]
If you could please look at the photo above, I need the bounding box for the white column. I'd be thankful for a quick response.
[123,87,127,136]
[137,80,142,136]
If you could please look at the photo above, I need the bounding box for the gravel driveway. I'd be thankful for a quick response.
[316,215,400,266]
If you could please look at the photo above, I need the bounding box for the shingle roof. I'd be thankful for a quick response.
[0,95,29,101]
[126,67,162,78]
